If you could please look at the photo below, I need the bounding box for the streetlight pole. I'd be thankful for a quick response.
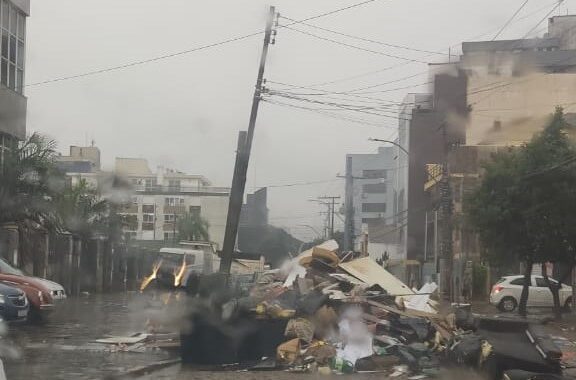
[368,138,410,156]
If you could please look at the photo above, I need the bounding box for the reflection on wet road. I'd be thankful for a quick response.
[3,293,172,380]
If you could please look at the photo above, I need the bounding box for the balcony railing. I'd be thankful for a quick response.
[163,205,187,214]
[133,185,230,194]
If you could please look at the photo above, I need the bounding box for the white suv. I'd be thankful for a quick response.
[489,275,573,312]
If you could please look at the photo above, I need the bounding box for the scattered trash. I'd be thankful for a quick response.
[173,240,568,380]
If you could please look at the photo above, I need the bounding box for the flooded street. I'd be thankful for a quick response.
[3,293,173,380]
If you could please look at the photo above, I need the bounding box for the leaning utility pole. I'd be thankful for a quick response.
[220,6,277,274]
[318,196,341,239]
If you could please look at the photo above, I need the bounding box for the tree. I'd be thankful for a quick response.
[0,133,64,268]
[0,133,62,227]
[55,179,108,238]
[177,212,210,242]
[468,108,576,319]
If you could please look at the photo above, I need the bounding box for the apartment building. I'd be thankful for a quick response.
[115,158,229,248]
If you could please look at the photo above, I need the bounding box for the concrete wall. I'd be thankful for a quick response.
[397,94,432,260]
[548,15,576,50]
[0,86,26,139]
[200,196,229,249]
[405,71,467,263]
[467,72,576,145]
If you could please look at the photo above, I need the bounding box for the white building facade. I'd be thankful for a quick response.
[346,147,399,261]
[115,158,229,248]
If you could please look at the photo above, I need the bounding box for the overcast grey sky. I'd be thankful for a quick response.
[24,0,574,240]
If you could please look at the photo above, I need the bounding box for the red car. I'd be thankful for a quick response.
[0,259,54,321]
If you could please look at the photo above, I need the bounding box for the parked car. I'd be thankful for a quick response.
[0,259,56,321]
[0,282,29,322]
[0,258,66,300]
[490,275,573,312]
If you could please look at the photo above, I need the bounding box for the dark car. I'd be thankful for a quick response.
[0,282,29,322]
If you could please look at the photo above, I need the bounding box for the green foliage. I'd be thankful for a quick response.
[55,179,108,237]
[0,133,63,228]
[467,108,576,268]
[177,212,210,242]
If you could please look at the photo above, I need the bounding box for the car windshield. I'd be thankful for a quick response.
[4,1,576,378]
[0,258,23,276]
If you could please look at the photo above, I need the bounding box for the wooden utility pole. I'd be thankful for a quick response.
[318,196,341,239]
[343,157,354,251]
[439,123,453,300]
[220,7,277,274]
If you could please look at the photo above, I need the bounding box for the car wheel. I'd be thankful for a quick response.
[27,306,45,325]
[498,297,517,312]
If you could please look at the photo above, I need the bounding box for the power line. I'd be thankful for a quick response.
[268,89,401,111]
[351,81,433,94]
[25,32,263,88]
[267,91,414,121]
[344,72,428,93]
[281,25,430,63]
[24,0,386,88]
[268,80,429,106]
[521,0,564,39]
[280,15,450,57]
[290,0,384,24]
[255,178,342,189]
[262,99,397,129]
[304,0,560,89]
[492,0,530,41]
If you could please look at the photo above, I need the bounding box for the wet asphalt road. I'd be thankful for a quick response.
[0,293,567,380]
[3,292,173,380]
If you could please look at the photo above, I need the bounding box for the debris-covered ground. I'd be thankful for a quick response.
[175,241,576,380]
[4,242,576,380]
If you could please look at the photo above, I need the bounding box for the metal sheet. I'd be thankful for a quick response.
[339,257,414,296]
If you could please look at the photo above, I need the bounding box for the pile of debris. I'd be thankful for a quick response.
[179,241,571,380]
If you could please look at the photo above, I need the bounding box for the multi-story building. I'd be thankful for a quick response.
[399,14,576,295]
[56,147,230,248]
[115,158,230,248]
[344,147,398,261]
[240,187,268,228]
[0,0,28,167]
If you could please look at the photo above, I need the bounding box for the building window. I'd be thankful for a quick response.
[362,183,387,194]
[124,232,137,241]
[144,178,157,190]
[165,197,184,206]
[164,214,176,222]
[142,204,155,214]
[0,0,24,94]
[362,203,387,213]
[168,179,181,191]
[362,169,387,179]
[142,213,154,231]
[189,206,201,216]
[164,232,176,241]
